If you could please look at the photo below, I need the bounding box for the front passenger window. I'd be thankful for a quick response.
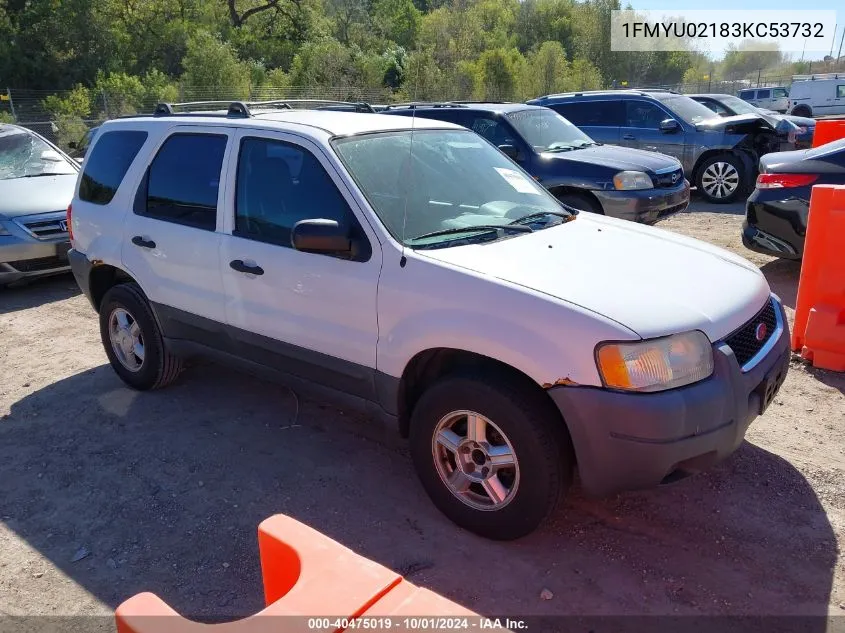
[235,137,357,250]
[625,102,668,129]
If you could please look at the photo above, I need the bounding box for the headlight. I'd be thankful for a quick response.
[596,331,714,392]
[613,171,653,190]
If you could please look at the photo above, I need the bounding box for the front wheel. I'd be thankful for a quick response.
[695,154,745,204]
[555,192,603,215]
[409,372,573,540]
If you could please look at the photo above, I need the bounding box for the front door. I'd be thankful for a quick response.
[620,100,686,163]
[219,129,382,399]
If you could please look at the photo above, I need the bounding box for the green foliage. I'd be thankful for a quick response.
[372,0,420,48]
[43,85,92,118]
[474,48,523,101]
[0,111,15,124]
[181,31,251,99]
[521,41,568,98]
[53,116,91,152]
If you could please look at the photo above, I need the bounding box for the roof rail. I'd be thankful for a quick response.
[152,99,375,118]
[382,101,469,110]
[791,73,844,81]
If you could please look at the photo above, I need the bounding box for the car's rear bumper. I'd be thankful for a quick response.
[592,180,690,224]
[67,247,95,308]
[547,296,790,497]
[742,192,808,259]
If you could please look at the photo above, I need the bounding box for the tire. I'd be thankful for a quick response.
[409,371,573,540]
[555,192,604,215]
[791,105,812,118]
[695,154,745,204]
[99,282,182,390]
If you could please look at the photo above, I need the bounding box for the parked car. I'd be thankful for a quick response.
[68,101,789,540]
[737,87,790,113]
[382,102,689,223]
[787,73,845,117]
[530,90,797,203]
[688,93,814,149]
[0,123,79,286]
[67,125,100,162]
[743,138,845,259]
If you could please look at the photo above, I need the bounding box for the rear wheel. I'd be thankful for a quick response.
[409,371,573,540]
[99,283,182,390]
[695,154,745,204]
[791,105,812,117]
[555,192,603,215]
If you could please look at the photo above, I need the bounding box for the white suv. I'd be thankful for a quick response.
[67,101,790,540]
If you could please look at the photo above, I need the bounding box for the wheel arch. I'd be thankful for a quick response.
[88,264,143,312]
[394,347,571,440]
[548,186,603,213]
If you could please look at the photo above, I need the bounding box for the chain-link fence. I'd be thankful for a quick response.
[0,86,393,149]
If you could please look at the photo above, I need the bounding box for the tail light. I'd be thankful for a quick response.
[755,173,818,189]
[66,203,73,242]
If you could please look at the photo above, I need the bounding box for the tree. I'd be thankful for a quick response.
[372,0,421,49]
[474,48,522,101]
[180,31,252,98]
[522,41,568,98]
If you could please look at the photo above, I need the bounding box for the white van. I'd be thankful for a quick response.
[737,87,789,113]
[788,74,845,117]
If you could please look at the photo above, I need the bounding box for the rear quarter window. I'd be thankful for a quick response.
[548,100,623,126]
[79,130,148,205]
[739,90,754,99]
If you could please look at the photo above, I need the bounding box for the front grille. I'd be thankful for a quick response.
[20,215,69,240]
[6,256,68,272]
[725,299,778,367]
[654,168,684,188]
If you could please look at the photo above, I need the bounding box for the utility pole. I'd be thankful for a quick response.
[830,24,837,61]
[838,26,845,66]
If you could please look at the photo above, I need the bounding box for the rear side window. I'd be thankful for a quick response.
[739,90,754,99]
[548,101,624,126]
[142,133,227,230]
[757,89,771,99]
[79,131,147,204]
[838,85,845,98]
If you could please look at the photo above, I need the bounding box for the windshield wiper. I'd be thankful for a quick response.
[408,224,532,243]
[544,145,575,153]
[19,173,66,178]
[508,210,574,226]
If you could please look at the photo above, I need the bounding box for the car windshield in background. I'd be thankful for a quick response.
[507,109,596,151]
[333,129,572,249]
[658,96,721,125]
[715,95,762,116]
[0,128,77,180]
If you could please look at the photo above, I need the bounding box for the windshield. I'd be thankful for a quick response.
[0,128,77,180]
[715,95,761,115]
[507,109,596,151]
[333,129,572,249]
[657,96,721,125]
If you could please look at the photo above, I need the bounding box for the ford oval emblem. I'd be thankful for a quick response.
[755,322,768,341]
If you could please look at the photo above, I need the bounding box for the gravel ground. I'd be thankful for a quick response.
[0,200,843,628]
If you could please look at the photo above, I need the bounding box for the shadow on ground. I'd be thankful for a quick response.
[0,274,79,315]
[760,258,801,310]
[0,363,836,627]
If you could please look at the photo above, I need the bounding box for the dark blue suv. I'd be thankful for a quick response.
[381,102,689,224]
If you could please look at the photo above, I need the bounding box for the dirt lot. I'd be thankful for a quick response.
[1,200,844,628]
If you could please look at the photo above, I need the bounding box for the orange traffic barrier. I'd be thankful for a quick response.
[811,119,845,148]
[791,185,845,371]
[115,515,511,633]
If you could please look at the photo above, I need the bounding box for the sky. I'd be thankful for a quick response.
[630,0,845,61]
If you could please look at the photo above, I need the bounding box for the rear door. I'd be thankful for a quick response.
[547,100,622,144]
[121,126,231,329]
[620,100,685,161]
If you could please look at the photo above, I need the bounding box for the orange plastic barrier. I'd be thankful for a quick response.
[811,119,845,148]
[791,185,845,371]
[115,515,511,633]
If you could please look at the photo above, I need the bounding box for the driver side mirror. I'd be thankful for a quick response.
[291,219,352,256]
[659,119,680,134]
[498,144,521,161]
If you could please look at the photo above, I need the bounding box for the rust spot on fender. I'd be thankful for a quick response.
[542,377,578,388]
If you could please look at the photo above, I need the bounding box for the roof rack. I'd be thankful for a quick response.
[382,101,469,111]
[792,73,844,81]
[152,99,376,118]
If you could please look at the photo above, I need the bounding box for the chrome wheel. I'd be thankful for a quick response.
[108,307,145,372]
[701,161,739,199]
[431,410,520,511]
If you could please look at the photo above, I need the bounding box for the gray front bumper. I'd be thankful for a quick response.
[592,180,690,224]
[0,212,71,284]
[547,299,791,496]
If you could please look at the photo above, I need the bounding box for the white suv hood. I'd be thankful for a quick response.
[417,214,771,342]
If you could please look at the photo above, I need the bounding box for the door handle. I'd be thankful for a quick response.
[131,235,156,249]
[230,259,264,276]
[623,134,636,140]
